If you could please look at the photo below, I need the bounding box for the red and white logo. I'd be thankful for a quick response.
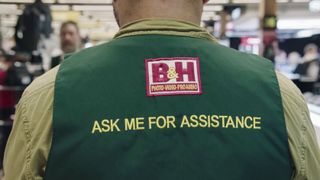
[145,57,202,96]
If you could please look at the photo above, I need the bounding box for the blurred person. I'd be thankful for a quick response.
[60,21,81,54]
[0,49,7,69]
[203,17,215,34]
[303,44,320,62]
[51,21,81,68]
[288,51,302,65]
[294,43,320,81]
[0,49,8,84]
[273,41,286,62]
[14,0,52,53]
[4,0,320,180]
[263,43,275,63]
[265,40,286,64]
[0,50,18,86]
[287,51,302,72]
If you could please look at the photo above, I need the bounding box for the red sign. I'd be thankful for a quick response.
[145,57,202,96]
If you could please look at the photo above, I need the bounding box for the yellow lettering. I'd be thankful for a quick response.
[211,115,219,128]
[235,116,244,128]
[91,121,102,134]
[190,115,199,128]
[125,118,136,131]
[149,116,176,129]
[220,115,228,128]
[151,85,165,92]
[110,119,121,132]
[101,119,111,132]
[167,116,176,128]
[157,116,167,129]
[135,117,145,130]
[199,115,208,128]
[180,116,191,128]
[125,118,144,131]
[92,115,262,134]
[244,116,253,129]
[148,117,157,129]
[253,117,262,129]
[226,116,236,128]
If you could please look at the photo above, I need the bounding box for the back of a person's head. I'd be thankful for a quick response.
[113,0,207,27]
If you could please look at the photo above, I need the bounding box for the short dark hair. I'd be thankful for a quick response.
[60,20,80,33]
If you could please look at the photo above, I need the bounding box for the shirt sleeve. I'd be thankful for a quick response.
[277,72,320,180]
[3,67,57,180]
[3,93,31,180]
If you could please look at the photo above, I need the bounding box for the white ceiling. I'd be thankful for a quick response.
[0,0,315,41]
[0,0,311,4]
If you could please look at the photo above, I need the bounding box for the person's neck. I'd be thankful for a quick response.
[121,15,200,28]
[119,3,202,27]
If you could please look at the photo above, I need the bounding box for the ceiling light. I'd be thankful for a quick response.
[309,0,320,12]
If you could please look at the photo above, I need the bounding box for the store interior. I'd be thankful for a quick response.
[0,0,320,173]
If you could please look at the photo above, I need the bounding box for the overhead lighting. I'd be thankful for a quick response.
[232,0,260,4]
[296,30,315,38]
[277,0,289,2]
[0,0,55,2]
[58,0,112,4]
[0,4,22,15]
[72,5,113,11]
[231,0,290,3]
[278,19,320,30]
[309,0,320,12]
[203,5,223,11]
[247,38,261,44]
[206,0,230,4]
[231,7,242,19]
[292,0,309,2]
[51,5,70,11]
[0,4,17,10]
[0,0,32,2]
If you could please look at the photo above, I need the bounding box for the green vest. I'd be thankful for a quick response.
[45,35,293,179]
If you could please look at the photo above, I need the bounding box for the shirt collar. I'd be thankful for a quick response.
[114,19,217,42]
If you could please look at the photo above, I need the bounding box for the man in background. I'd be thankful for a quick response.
[294,44,320,81]
[60,21,81,54]
[0,49,7,85]
[51,21,81,68]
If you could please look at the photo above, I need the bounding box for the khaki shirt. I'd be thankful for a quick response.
[4,19,320,180]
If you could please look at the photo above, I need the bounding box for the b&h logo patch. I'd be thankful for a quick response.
[145,57,202,96]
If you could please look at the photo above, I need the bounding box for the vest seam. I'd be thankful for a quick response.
[299,111,308,178]
[21,99,34,180]
[273,71,295,176]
